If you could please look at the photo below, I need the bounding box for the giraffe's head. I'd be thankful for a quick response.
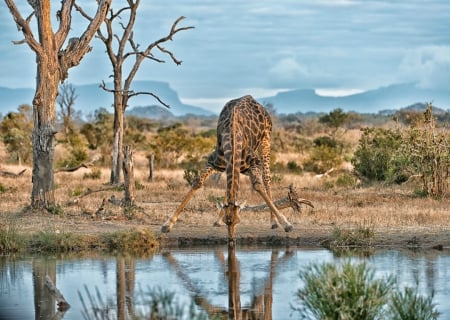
[222,202,245,241]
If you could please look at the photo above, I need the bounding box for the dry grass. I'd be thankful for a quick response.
[1,151,450,250]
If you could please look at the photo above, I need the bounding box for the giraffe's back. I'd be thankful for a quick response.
[218,95,272,147]
[211,95,272,172]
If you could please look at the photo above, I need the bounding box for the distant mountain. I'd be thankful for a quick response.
[2,81,450,117]
[126,105,175,120]
[0,80,214,117]
[257,83,450,114]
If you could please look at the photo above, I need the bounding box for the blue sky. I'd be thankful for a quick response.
[1,0,450,111]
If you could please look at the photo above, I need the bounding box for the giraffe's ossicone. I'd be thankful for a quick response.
[161,95,293,243]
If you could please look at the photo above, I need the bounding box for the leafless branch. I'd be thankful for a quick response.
[54,163,88,173]
[157,44,182,65]
[99,81,170,108]
[242,184,314,213]
[128,92,170,108]
[138,16,194,65]
[55,0,75,48]
[59,0,111,75]
[4,0,42,53]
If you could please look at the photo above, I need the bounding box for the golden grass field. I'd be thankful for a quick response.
[1,145,450,250]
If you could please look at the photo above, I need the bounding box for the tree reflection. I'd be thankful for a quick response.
[33,257,69,320]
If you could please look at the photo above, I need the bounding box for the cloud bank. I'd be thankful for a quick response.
[0,0,449,110]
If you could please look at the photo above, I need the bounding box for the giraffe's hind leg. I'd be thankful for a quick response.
[161,166,215,233]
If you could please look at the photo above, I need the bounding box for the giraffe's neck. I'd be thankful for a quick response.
[226,107,242,205]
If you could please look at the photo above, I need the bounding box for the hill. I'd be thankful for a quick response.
[0,80,214,117]
[258,83,450,114]
[2,81,450,117]
[126,105,175,120]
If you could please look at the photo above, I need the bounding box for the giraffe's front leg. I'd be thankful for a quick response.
[161,166,215,233]
[213,203,225,227]
[270,214,280,229]
[249,167,293,232]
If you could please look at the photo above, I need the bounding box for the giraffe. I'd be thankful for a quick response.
[161,95,293,242]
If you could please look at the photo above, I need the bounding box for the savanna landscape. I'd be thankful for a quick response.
[1,103,450,253]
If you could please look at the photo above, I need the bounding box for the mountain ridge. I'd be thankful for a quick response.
[1,81,450,117]
[0,80,214,117]
[258,83,450,114]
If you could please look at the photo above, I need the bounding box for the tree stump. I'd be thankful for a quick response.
[122,145,135,206]
[148,153,155,182]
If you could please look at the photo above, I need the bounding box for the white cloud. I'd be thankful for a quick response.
[268,58,309,88]
[399,46,450,90]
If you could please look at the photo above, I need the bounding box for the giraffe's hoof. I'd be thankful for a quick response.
[161,225,171,233]
[213,221,222,227]
[284,224,294,232]
[271,223,279,229]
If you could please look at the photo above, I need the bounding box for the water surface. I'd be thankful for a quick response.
[1,246,449,319]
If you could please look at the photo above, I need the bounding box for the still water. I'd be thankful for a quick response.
[1,246,449,319]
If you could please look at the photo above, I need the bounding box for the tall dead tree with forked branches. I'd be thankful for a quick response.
[4,0,111,209]
[76,0,194,184]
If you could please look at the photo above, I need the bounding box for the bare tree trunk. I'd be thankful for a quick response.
[76,1,193,184]
[30,3,59,208]
[31,66,59,207]
[5,0,111,209]
[148,154,154,182]
[123,145,135,206]
[111,109,124,184]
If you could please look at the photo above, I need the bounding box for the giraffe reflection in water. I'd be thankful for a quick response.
[164,246,294,319]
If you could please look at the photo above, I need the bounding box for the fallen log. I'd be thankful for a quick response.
[0,168,26,178]
[242,184,314,213]
[54,163,88,173]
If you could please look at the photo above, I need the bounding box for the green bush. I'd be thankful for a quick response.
[397,107,450,197]
[83,168,102,180]
[352,127,402,181]
[295,261,394,319]
[305,144,342,174]
[387,282,439,320]
[183,168,199,186]
[335,173,359,188]
[287,160,302,173]
[295,261,440,320]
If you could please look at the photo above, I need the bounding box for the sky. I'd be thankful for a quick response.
[1,0,450,112]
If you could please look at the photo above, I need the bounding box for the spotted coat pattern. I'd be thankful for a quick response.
[161,95,293,242]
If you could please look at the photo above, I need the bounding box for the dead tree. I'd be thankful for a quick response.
[4,0,111,209]
[57,82,78,138]
[76,0,194,185]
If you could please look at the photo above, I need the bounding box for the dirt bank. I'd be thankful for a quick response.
[7,208,450,251]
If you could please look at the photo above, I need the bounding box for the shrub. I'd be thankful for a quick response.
[287,160,302,173]
[183,168,199,186]
[83,168,102,180]
[335,173,359,188]
[329,222,375,248]
[305,144,342,174]
[352,127,402,181]
[295,261,439,320]
[387,281,439,320]
[295,261,394,320]
[396,104,450,196]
